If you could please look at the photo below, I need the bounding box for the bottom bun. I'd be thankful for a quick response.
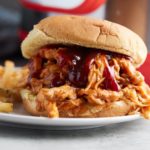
[21,89,131,117]
[92,101,131,117]
[23,97,47,116]
[59,101,132,118]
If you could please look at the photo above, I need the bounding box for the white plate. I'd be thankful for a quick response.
[0,105,140,130]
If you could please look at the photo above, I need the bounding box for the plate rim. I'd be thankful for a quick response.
[0,112,141,126]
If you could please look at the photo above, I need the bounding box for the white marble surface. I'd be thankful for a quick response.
[0,119,150,150]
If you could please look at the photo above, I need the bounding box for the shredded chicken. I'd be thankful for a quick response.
[26,47,150,118]
[77,55,150,118]
[35,85,76,117]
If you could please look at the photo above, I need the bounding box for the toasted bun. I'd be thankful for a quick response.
[20,89,131,118]
[60,101,131,118]
[23,98,47,116]
[21,15,147,67]
[24,98,131,118]
[20,89,47,116]
[93,101,131,117]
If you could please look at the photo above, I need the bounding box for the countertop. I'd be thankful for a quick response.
[0,119,150,150]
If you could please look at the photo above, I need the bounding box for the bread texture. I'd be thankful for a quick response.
[21,15,147,67]
[23,97,131,117]
[20,89,131,117]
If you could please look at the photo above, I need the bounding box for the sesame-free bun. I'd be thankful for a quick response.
[21,15,147,67]
[20,89,131,117]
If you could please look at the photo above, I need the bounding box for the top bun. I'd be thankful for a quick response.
[21,15,147,67]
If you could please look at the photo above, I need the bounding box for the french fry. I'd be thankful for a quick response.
[0,60,28,90]
[0,102,13,113]
[0,60,28,113]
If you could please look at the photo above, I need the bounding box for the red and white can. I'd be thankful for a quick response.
[19,0,106,41]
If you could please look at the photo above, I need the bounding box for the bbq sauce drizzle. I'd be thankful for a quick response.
[28,45,130,91]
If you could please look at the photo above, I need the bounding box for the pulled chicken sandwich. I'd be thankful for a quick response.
[20,15,150,118]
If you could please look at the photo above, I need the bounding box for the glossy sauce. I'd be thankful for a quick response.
[57,48,98,87]
[28,45,130,91]
[103,58,120,91]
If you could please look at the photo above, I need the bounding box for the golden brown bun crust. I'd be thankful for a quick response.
[21,15,147,67]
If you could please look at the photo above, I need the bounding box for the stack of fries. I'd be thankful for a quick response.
[0,61,28,113]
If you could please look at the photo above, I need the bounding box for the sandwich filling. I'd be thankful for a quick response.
[25,45,150,118]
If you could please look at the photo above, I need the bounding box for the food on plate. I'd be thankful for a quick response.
[0,101,13,113]
[20,15,150,118]
[0,61,28,90]
[0,61,28,112]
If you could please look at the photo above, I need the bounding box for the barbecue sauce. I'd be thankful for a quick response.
[28,45,130,91]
